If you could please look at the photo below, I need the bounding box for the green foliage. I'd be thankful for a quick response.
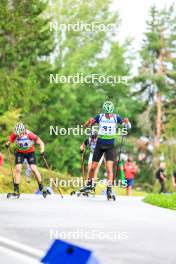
[0,165,75,194]
[144,193,176,210]
[135,4,176,103]
[0,0,175,194]
[0,0,54,111]
[0,109,21,144]
[133,4,176,185]
[24,0,139,175]
[160,108,176,190]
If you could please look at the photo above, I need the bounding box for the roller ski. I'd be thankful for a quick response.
[70,188,95,197]
[107,186,116,201]
[70,190,90,197]
[77,186,96,197]
[71,179,96,197]
[7,192,20,199]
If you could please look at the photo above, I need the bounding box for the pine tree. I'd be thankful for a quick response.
[0,0,54,111]
[134,5,176,150]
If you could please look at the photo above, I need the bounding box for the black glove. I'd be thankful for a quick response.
[5,142,10,148]
[40,152,45,157]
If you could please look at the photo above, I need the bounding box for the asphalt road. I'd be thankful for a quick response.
[0,194,176,264]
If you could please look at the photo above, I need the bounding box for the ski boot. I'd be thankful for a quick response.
[41,188,50,198]
[41,187,52,198]
[7,183,20,199]
[39,183,50,198]
[107,186,116,201]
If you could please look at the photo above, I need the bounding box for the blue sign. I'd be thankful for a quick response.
[41,239,101,264]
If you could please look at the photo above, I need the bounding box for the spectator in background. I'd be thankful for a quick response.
[124,155,137,196]
[156,163,167,193]
[0,152,4,167]
[23,159,31,183]
[172,171,176,191]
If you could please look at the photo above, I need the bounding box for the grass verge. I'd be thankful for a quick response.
[144,193,176,210]
[0,165,75,194]
[0,165,146,196]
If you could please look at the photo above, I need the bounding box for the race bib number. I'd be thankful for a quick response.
[100,125,115,135]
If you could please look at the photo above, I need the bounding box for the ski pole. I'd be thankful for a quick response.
[81,149,86,184]
[7,146,15,183]
[80,123,93,183]
[116,135,125,181]
[118,135,125,163]
[41,155,63,199]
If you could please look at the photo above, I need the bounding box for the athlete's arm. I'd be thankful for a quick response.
[6,133,16,147]
[123,118,131,129]
[84,118,96,127]
[84,114,100,127]
[36,138,45,154]
[116,115,131,129]
[80,144,85,151]
[29,133,45,154]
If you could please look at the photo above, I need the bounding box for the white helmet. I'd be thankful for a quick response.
[14,123,26,135]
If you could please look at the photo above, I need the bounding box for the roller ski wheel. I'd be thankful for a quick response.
[42,189,50,198]
[77,191,90,197]
[70,191,90,197]
[107,194,116,201]
[78,183,95,197]
[7,192,20,199]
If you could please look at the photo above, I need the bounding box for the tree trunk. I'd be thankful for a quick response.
[154,93,162,148]
[154,32,164,149]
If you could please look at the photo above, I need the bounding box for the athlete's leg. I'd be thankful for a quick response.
[103,155,107,171]
[80,143,104,193]
[106,161,114,185]
[30,163,49,196]
[26,152,44,191]
[88,142,104,181]
[87,152,93,180]
[15,164,22,184]
[88,161,99,180]
[30,164,42,183]
[105,145,114,186]
[126,179,134,196]
[14,152,24,193]
[126,186,132,196]
[30,164,47,193]
[94,154,104,180]
[25,162,31,183]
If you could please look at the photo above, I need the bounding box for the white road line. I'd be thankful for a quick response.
[0,236,43,262]
[0,246,40,264]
